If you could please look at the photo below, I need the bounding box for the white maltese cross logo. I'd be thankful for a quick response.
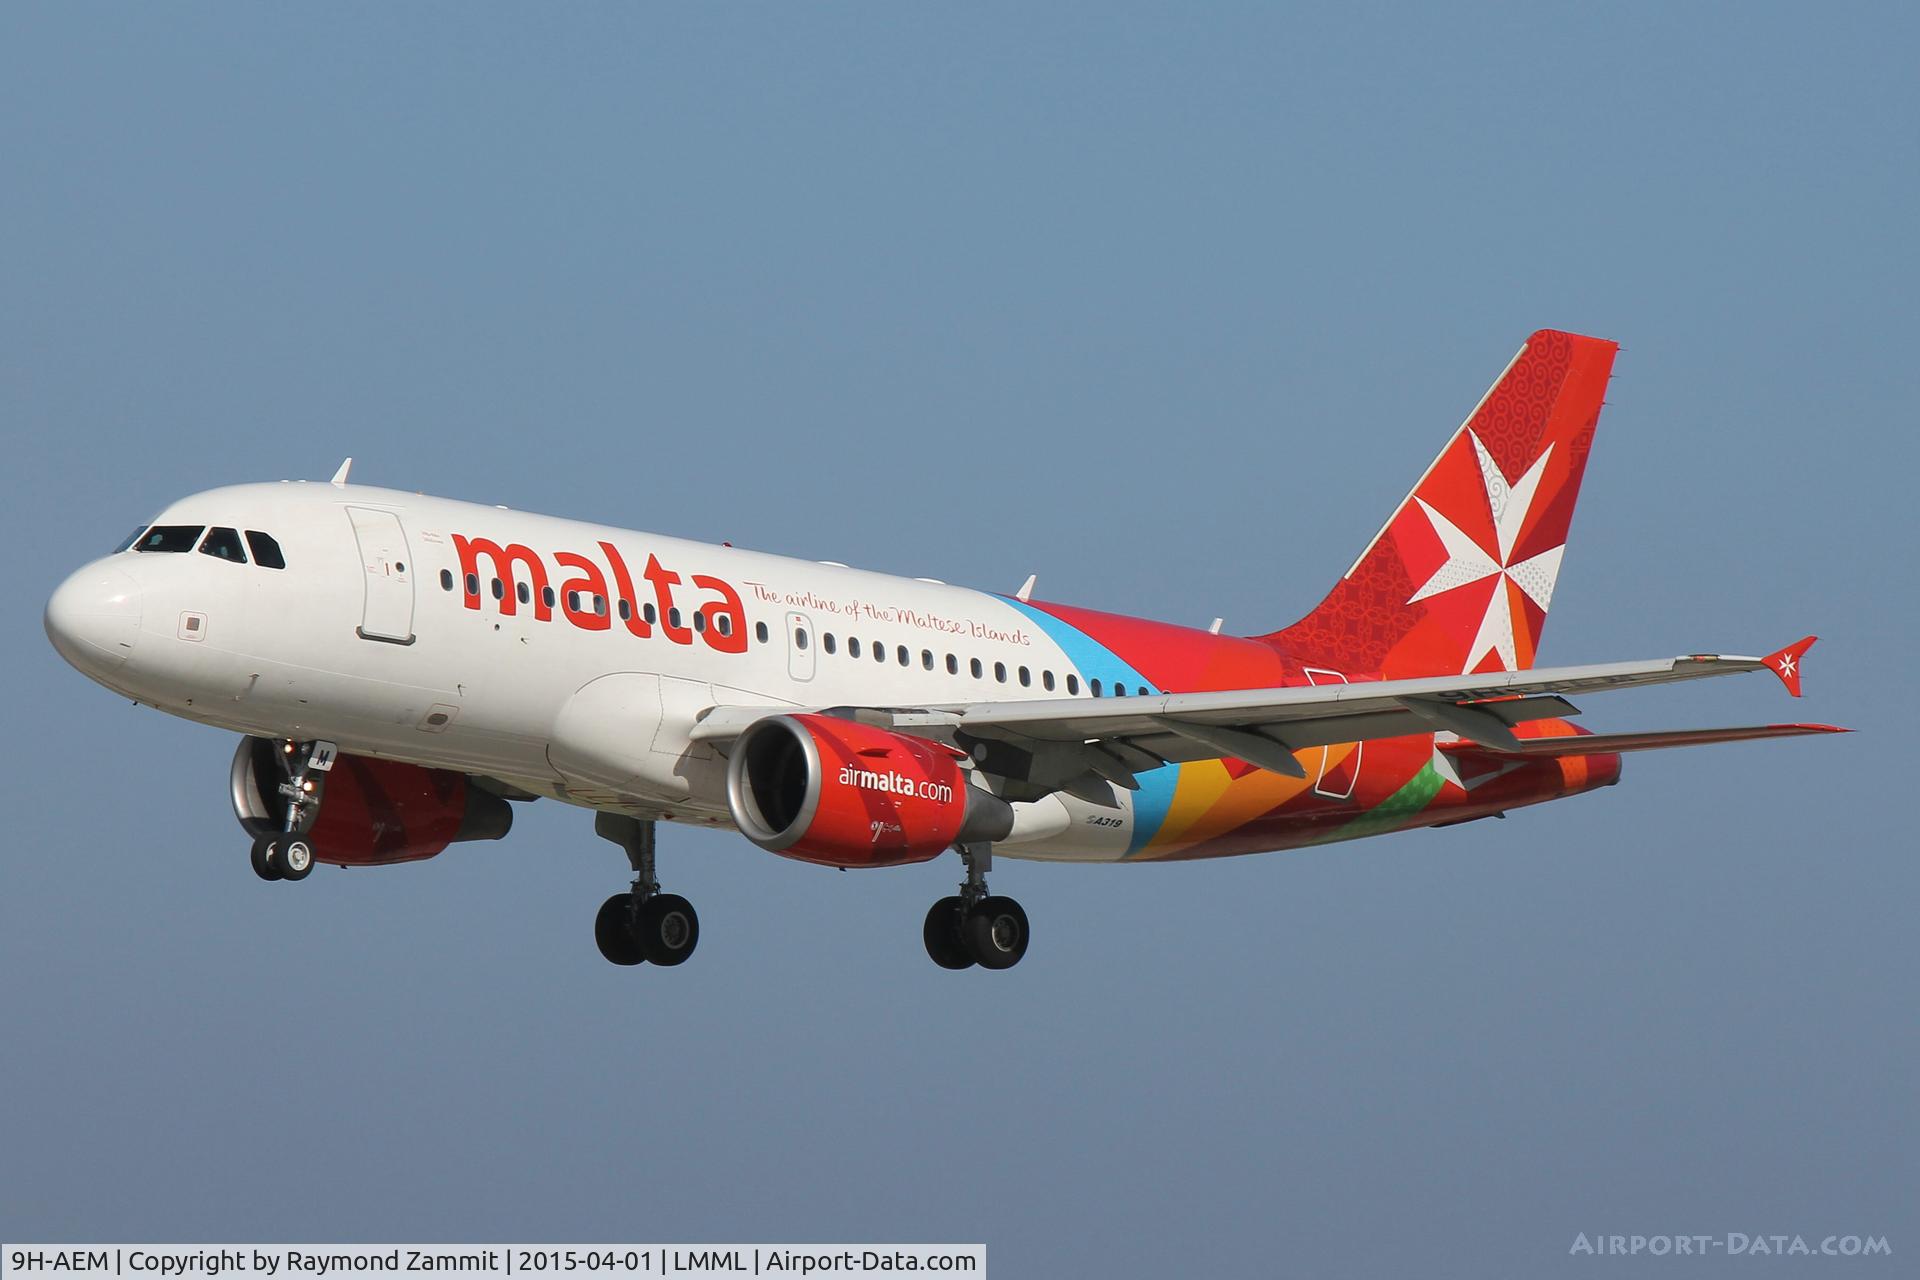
[1408,432,1564,673]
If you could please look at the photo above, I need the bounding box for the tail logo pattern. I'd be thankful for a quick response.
[1260,329,1618,679]
[1406,433,1566,673]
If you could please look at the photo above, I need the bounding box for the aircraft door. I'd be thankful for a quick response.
[346,507,416,644]
[786,611,815,681]
[1303,667,1361,799]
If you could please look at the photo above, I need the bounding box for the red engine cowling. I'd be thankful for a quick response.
[231,737,513,865]
[726,714,1013,868]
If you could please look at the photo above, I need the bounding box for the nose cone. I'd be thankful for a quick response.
[46,563,142,676]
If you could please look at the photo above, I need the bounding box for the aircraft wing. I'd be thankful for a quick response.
[690,636,1841,802]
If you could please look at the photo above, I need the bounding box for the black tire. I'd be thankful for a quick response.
[250,835,283,882]
[594,893,646,966]
[923,896,975,969]
[279,838,315,881]
[637,893,699,967]
[963,895,1029,970]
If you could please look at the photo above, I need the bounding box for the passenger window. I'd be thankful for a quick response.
[668,607,681,629]
[794,627,809,650]
[644,602,657,625]
[1018,666,1031,687]
[440,570,454,591]
[897,645,910,666]
[465,573,480,597]
[244,531,286,570]
[595,595,608,617]
[994,661,1007,683]
[114,526,150,554]
[135,525,205,553]
[756,621,769,643]
[1090,679,1103,697]
[567,590,580,612]
[519,582,532,606]
[1066,674,1080,695]
[543,586,557,609]
[970,658,983,678]
[947,654,959,675]
[618,598,631,620]
[1114,684,1127,698]
[692,610,706,632]
[1042,670,1055,691]
[849,637,862,659]
[875,644,886,664]
[198,527,248,563]
[717,615,732,636]
[922,650,934,671]
[491,578,505,600]
[824,634,838,655]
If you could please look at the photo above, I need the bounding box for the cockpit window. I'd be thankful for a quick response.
[113,526,150,554]
[199,527,248,563]
[244,530,286,570]
[134,525,205,553]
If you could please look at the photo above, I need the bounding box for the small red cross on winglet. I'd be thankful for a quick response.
[1763,635,1818,697]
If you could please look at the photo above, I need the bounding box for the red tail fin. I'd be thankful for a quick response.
[1260,329,1619,678]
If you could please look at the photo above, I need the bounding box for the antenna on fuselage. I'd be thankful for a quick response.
[330,458,353,487]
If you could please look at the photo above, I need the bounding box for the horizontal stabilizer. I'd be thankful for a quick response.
[1439,723,1848,759]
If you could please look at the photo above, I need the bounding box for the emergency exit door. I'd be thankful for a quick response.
[786,612,815,681]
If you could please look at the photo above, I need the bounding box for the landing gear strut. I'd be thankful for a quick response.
[593,814,699,968]
[250,738,334,883]
[924,842,1028,971]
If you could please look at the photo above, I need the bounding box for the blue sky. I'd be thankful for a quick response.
[2,5,1912,1276]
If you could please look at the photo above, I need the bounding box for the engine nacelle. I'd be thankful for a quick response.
[726,714,1013,868]
[231,737,513,865]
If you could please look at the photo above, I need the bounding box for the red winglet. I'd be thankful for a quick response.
[1763,635,1818,697]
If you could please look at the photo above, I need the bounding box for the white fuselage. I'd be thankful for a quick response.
[47,481,1194,861]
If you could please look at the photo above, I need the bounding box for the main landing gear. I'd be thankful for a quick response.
[593,814,699,968]
[250,739,336,883]
[923,843,1029,971]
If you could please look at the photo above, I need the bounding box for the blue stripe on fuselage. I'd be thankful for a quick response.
[998,596,1178,855]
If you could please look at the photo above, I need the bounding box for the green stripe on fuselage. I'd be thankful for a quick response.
[1306,762,1447,846]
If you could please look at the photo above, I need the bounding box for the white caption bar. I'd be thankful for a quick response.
[3,1247,985,1280]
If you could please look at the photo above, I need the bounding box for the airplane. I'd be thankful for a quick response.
[44,329,1844,971]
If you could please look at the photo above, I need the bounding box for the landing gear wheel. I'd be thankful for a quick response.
[594,894,646,966]
[279,838,315,881]
[923,896,975,969]
[636,893,699,966]
[249,835,283,882]
[964,895,1029,970]
[592,817,698,971]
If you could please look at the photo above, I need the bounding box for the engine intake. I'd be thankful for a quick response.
[726,714,1013,868]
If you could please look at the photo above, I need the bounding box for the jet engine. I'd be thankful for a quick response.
[230,736,513,865]
[726,714,1013,868]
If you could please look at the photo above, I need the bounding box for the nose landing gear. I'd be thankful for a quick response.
[923,843,1028,971]
[249,739,335,883]
[593,814,700,968]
